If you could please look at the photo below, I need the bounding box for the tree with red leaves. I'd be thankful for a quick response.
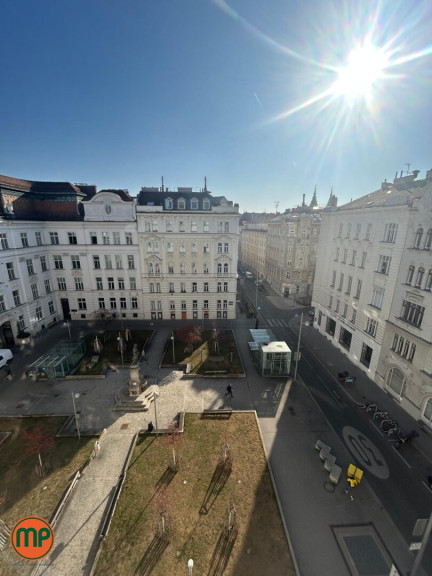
[175,324,202,354]
[25,427,54,470]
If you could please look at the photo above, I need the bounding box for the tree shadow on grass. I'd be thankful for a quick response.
[127,436,157,471]
[155,466,177,489]
[207,530,237,576]
[200,460,232,515]
[134,534,169,576]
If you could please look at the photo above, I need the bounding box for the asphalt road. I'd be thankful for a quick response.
[242,276,432,571]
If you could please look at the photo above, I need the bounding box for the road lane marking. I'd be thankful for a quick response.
[343,426,389,479]
[391,446,412,469]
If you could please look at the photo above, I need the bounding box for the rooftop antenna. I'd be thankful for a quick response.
[161,176,165,192]
[274,201,279,213]
[204,176,207,192]
[405,162,411,176]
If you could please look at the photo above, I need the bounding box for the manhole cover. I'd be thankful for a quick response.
[121,423,129,430]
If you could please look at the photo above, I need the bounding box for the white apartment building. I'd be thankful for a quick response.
[239,222,268,278]
[312,168,432,426]
[137,187,239,321]
[0,175,239,347]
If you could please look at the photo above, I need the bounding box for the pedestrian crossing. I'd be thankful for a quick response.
[265,318,290,328]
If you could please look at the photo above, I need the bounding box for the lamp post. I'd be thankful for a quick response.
[293,313,304,382]
[188,559,194,575]
[171,332,176,364]
[72,392,80,440]
[255,274,259,308]
[64,320,71,340]
[153,391,159,436]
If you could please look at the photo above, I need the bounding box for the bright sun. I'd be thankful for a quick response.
[332,43,388,101]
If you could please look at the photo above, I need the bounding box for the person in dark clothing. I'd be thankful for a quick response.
[147,421,154,433]
[225,384,233,398]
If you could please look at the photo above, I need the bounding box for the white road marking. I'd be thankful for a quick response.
[391,446,412,469]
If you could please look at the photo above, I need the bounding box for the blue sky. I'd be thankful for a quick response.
[1,0,431,212]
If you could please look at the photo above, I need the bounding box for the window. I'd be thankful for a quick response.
[12,290,20,306]
[170,300,175,310]
[329,295,333,309]
[26,259,35,276]
[338,223,343,237]
[224,243,229,253]
[355,223,361,239]
[74,278,84,291]
[351,250,357,266]
[355,279,362,299]
[131,297,138,309]
[180,263,185,274]
[426,270,432,291]
[110,298,117,309]
[126,232,133,245]
[7,262,16,280]
[94,255,101,269]
[180,282,186,293]
[181,300,187,310]
[78,298,87,310]
[58,277,67,290]
[108,277,115,290]
[330,270,336,287]
[224,282,228,292]
[203,199,210,210]
[105,255,113,269]
[218,243,223,253]
[408,343,416,362]
[50,232,59,245]
[120,297,127,309]
[203,300,209,309]
[351,308,357,324]
[115,255,123,269]
[36,306,43,321]
[224,263,229,275]
[334,247,340,261]
[90,232,98,245]
[224,222,229,233]
[425,229,432,250]
[360,343,373,368]
[366,318,378,337]
[371,286,384,309]
[378,255,391,275]
[191,220,197,232]
[203,221,209,232]
[339,327,352,350]
[346,276,352,295]
[415,267,425,287]
[192,282,197,292]
[338,273,344,291]
[68,232,77,245]
[401,300,425,327]
[98,298,105,309]
[53,255,63,270]
[35,232,42,246]
[204,282,209,292]
[0,233,8,250]
[346,223,352,238]
[21,233,29,247]
[178,199,185,210]
[217,282,222,292]
[191,241,198,253]
[203,242,209,254]
[406,265,415,285]
[386,367,406,397]
[102,232,110,245]
[383,223,398,243]
[130,277,136,290]
[335,299,340,313]
[144,221,151,232]
[150,282,155,293]
[71,255,81,269]
[96,277,103,290]
[179,220,185,232]
[113,232,120,245]
[0,295,5,312]
[168,264,174,274]
[360,252,367,268]
[203,263,209,274]
[179,242,185,254]
[165,198,173,210]
[31,284,39,299]
[48,301,55,315]
[40,256,48,272]
[193,300,198,310]
[325,317,336,336]
[118,278,125,290]
[191,199,198,210]
[127,255,135,269]
[45,279,52,294]
[414,228,424,248]
[365,223,372,240]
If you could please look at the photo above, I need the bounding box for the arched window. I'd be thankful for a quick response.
[415,267,425,287]
[224,263,229,274]
[148,262,153,275]
[426,270,432,291]
[217,263,222,275]
[154,263,160,275]
[386,367,406,397]
[425,229,432,250]
[180,262,185,274]
[414,227,424,248]
[406,265,415,285]
[192,262,197,274]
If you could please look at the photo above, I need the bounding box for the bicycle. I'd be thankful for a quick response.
[380,419,397,432]
[366,403,379,414]
[373,410,388,421]
[387,427,402,439]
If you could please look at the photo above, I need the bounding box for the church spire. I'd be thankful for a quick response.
[310,185,317,207]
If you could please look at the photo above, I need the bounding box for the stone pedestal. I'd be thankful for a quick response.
[127,363,146,396]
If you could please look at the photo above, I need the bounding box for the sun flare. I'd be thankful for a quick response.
[332,43,388,102]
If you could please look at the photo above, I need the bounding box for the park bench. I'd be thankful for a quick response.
[203,408,232,417]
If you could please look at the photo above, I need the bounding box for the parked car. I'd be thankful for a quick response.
[0,349,13,368]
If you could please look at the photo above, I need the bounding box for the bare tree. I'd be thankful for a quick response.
[92,309,116,341]
[162,421,181,471]
[176,324,202,355]
[25,427,54,476]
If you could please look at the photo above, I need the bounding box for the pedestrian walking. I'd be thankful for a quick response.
[345,478,355,500]
[225,384,233,398]
[93,440,101,458]
[147,421,154,433]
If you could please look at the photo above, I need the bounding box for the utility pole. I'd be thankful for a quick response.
[293,313,303,382]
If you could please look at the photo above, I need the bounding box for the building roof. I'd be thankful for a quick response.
[137,188,231,209]
[0,174,95,197]
[95,189,134,202]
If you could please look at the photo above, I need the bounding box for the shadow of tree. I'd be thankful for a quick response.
[134,534,169,576]
[207,530,237,576]
[200,460,231,515]
[156,466,177,489]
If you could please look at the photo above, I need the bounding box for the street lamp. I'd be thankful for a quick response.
[293,313,304,382]
[153,391,160,436]
[255,274,260,308]
[72,392,80,440]
[171,332,176,364]
[188,559,194,576]
[64,320,71,340]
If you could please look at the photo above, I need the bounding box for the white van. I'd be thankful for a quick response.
[0,349,13,368]
[245,271,253,279]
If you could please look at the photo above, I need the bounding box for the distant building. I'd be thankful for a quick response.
[312,168,432,426]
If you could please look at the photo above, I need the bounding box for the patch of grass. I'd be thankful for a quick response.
[95,413,294,576]
[0,417,94,576]
[77,330,153,375]
[162,330,244,375]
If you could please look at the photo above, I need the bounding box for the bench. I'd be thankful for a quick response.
[329,464,342,485]
[202,408,232,418]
